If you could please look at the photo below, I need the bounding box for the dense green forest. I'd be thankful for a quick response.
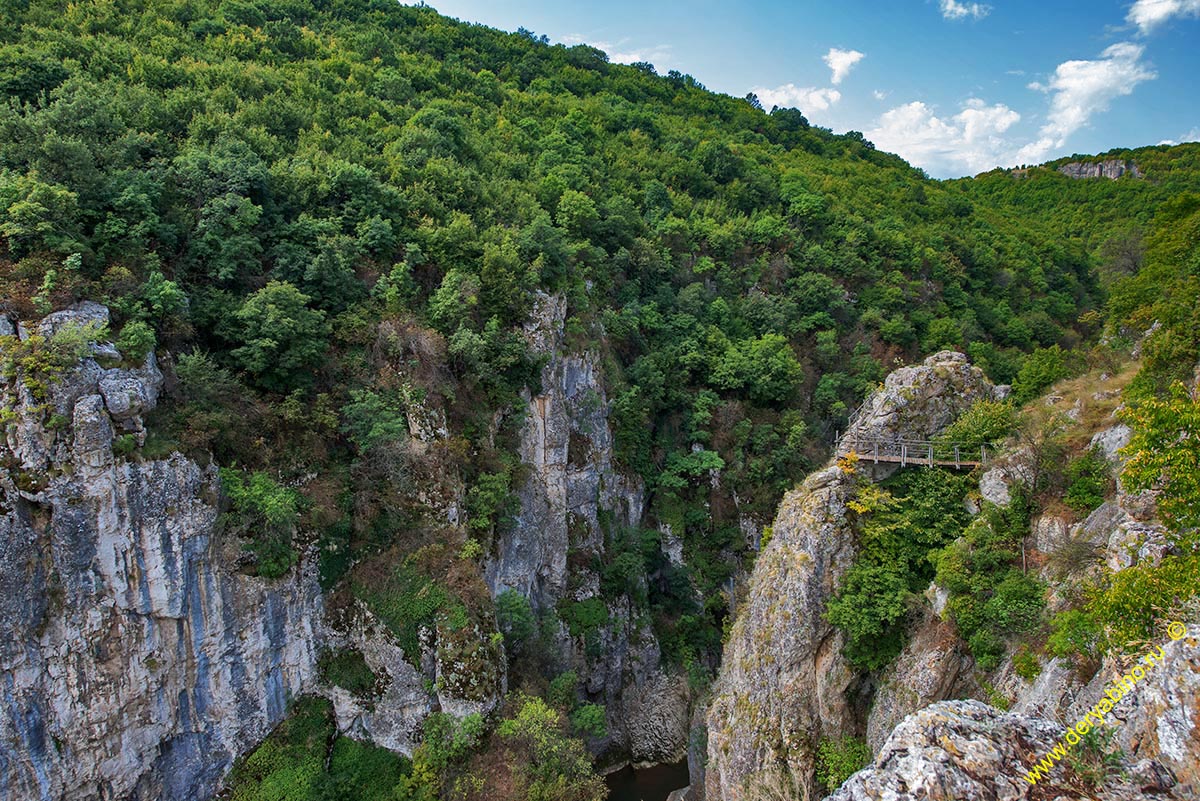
[2,1,1199,798]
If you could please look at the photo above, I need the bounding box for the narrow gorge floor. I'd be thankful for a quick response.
[605,761,690,801]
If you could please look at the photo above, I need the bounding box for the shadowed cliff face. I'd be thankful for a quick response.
[704,352,999,801]
[487,292,692,766]
[0,304,323,801]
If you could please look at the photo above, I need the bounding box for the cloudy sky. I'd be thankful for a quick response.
[423,0,1200,178]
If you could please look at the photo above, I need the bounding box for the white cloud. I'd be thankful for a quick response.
[940,0,991,20]
[751,83,842,113]
[824,48,864,85]
[873,89,890,100]
[1127,0,1200,34]
[1184,127,1200,142]
[1015,42,1156,163]
[867,98,1020,176]
[561,34,673,69]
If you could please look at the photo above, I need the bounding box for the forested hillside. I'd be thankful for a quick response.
[2,1,1198,800]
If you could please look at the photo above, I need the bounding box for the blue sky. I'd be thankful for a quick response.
[423,0,1200,178]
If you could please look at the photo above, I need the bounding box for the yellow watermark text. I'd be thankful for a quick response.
[1023,621,1189,786]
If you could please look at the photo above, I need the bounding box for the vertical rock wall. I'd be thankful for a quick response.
[487,292,691,766]
[0,305,323,801]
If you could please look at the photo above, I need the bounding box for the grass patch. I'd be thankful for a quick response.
[319,647,378,699]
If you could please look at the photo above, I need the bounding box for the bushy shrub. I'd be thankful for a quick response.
[1047,608,1104,661]
[318,648,377,698]
[495,696,606,801]
[569,704,607,738]
[219,468,302,579]
[934,499,1044,670]
[828,470,973,670]
[1088,555,1200,649]
[815,736,871,792]
[496,589,537,654]
[825,562,909,670]
[1063,448,1111,513]
[231,281,330,392]
[1011,345,1074,404]
[417,712,485,776]
[115,319,155,362]
[547,670,578,710]
[936,398,1017,450]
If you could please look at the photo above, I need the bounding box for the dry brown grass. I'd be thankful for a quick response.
[1021,358,1140,452]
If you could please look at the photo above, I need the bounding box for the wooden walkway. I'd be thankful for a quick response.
[836,435,990,469]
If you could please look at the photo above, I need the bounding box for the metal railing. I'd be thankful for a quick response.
[835,433,990,469]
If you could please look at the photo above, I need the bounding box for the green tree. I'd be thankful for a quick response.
[711,334,803,404]
[496,696,606,801]
[231,281,330,392]
[1011,345,1072,404]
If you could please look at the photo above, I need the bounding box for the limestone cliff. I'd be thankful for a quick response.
[779,361,1198,801]
[1057,159,1142,180]
[489,292,691,766]
[704,351,1000,800]
[0,304,324,801]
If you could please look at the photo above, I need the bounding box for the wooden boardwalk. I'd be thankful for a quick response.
[836,435,990,469]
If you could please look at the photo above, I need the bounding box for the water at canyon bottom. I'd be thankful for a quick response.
[605,760,690,801]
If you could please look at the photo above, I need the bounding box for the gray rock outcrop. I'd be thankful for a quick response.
[0,306,324,800]
[1058,159,1142,180]
[843,351,1003,445]
[325,604,434,755]
[488,292,644,607]
[825,623,1200,800]
[865,611,975,752]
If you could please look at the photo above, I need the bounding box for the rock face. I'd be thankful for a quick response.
[1058,159,1142,180]
[706,351,997,801]
[325,605,433,756]
[825,625,1200,800]
[487,292,644,608]
[0,305,324,801]
[828,701,1069,801]
[843,351,1002,446]
[865,611,975,752]
[487,292,686,765]
[704,467,858,800]
[1113,623,1200,791]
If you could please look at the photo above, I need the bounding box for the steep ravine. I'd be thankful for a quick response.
[0,300,697,799]
[702,351,1200,801]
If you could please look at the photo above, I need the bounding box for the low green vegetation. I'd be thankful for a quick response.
[935,398,1017,451]
[226,697,430,801]
[826,468,973,669]
[934,499,1044,671]
[491,696,606,801]
[0,320,106,407]
[815,736,871,793]
[1063,447,1111,514]
[1011,345,1078,405]
[355,558,465,665]
[318,647,377,699]
[1044,192,1200,663]
[219,468,302,579]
